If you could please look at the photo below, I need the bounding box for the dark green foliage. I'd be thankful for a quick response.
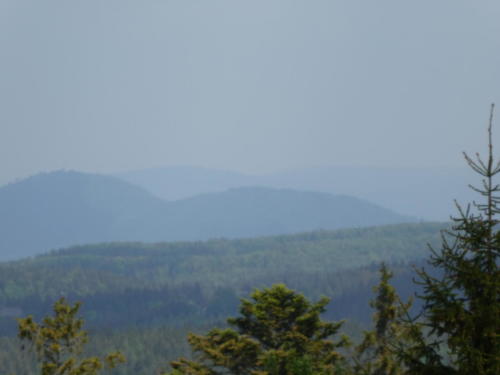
[405,106,500,375]
[353,264,410,375]
[169,284,349,375]
[17,298,125,375]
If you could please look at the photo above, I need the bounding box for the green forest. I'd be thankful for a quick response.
[0,223,443,334]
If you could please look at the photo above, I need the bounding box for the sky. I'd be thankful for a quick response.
[1,0,499,185]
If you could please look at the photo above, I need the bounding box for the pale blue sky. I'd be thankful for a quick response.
[1,0,499,185]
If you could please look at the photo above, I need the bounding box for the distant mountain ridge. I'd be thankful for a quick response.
[116,166,255,202]
[0,170,412,260]
[165,187,412,240]
[117,165,475,220]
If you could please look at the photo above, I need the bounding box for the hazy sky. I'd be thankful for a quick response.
[1,0,499,185]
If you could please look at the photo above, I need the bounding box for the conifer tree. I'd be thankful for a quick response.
[169,284,349,375]
[353,263,410,375]
[404,105,500,375]
[17,297,125,375]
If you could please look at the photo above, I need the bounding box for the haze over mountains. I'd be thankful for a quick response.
[0,170,412,260]
[117,165,475,220]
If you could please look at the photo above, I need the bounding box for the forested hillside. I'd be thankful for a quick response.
[0,223,443,334]
[0,171,412,260]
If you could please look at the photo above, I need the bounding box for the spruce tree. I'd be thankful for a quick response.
[406,105,500,375]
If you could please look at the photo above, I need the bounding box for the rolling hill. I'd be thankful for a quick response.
[0,222,444,329]
[117,165,475,220]
[0,171,413,260]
